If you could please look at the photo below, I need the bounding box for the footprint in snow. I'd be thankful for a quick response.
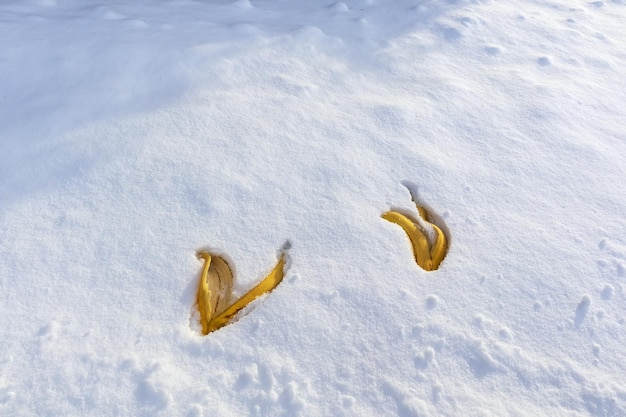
[601,284,613,300]
[574,295,592,328]
[484,46,501,55]
[537,56,552,66]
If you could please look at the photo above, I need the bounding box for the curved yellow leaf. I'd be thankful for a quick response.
[383,200,449,271]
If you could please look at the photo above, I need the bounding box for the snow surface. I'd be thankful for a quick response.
[1,0,626,415]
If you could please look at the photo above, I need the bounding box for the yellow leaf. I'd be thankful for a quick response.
[382,202,448,271]
[195,250,286,335]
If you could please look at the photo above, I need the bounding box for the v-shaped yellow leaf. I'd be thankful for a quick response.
[195,250,286,335]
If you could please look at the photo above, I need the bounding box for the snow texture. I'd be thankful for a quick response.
[1,0,626,416]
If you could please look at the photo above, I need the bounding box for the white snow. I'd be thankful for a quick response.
[1,0,626,415]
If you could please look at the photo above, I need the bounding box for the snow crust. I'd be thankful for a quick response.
[1,0,626,415]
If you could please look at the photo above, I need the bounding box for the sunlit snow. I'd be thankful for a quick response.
[1,0,625,415]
